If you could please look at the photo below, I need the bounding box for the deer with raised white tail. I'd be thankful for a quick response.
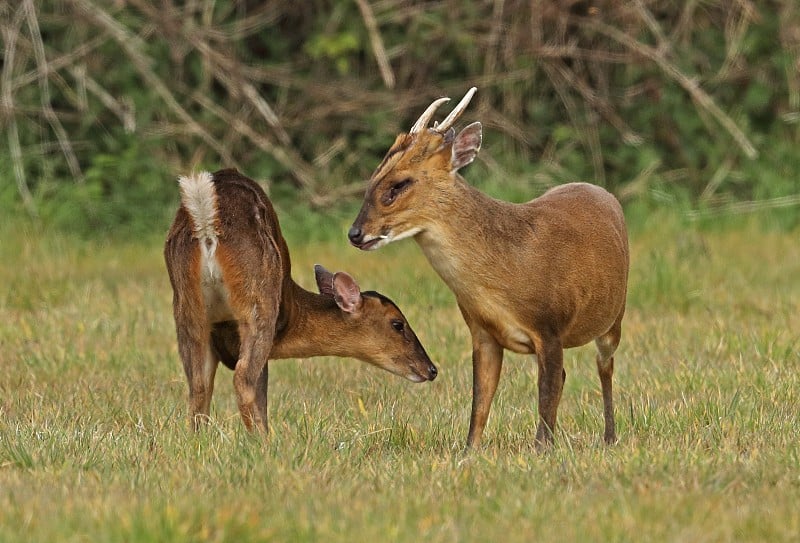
[165,168,437,432]
[348,88,629,448]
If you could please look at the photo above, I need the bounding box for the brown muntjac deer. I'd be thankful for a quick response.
[164,168,437,432]
[348,88,629,448]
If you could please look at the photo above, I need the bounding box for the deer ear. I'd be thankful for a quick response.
[314,264,335,297]
[451,122,482,172]
[332,271,363,314]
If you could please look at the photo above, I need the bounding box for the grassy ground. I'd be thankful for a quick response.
[1,208,798,542]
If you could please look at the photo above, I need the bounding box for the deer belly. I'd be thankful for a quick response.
[484,308,535,353]
[498,325,535,354]
[200,248,235,323]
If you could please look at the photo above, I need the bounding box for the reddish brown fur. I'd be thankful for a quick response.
[165,169,436,433]
[350,91,629,448]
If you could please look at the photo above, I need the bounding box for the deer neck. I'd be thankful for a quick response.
[270,282,349,360]
[415,178,507,289]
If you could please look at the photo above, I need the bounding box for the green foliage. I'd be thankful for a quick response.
[35,134,175,238]
[3,1,800,236]
[305,31,360,76]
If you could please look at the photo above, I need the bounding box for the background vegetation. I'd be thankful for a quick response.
[2,0,799,235]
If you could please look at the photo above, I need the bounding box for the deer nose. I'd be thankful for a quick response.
[429,364,438,380]
[348,225,363,244]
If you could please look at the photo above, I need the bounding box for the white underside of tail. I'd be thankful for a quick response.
[178,172,233,323]
[179,171,218,245]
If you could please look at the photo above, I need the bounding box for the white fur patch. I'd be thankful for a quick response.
[179,171,219,276]
[362,227,423,250]
[359,233,390,251]
[179,172,218,242]
[389,227,422,243]
[200,251,233,323]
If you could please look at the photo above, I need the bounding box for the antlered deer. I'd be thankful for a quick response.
[348,88,629,448]
[165,169,437,432]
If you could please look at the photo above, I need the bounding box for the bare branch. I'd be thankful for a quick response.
[68,0,236,166]
[23,0,83,181]
[688,194,800,219]
[188,91,318,199]
[546,59,642,146]
[10,34,106,92]
[67,65,136,133]
[579,14,758,159]
[1,4,37,216]
[542,61,605,185]
[355,0,395,89]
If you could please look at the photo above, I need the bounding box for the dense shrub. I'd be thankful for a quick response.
[1,0,799,233]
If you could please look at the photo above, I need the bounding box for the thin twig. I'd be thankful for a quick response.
[69,0,236,166]
[23,0,83,181]
[618,159,661,202]
[1,4,37,216]
[547,59,642,146]
[579,14,758,159]
[10,34,106,92]
[127,0,311,186]
[632,0,667,52]
[687,194,800,219]
[240,82,291,145]
[67,65,135,133]
[483,0,505,81]
[715,2,755,83]
[542,61,605,185]
[188,91,321,202]
[355,0,395,89]
[700,154,736,201]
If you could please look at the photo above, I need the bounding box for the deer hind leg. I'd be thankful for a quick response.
[534,336,565,448]
[175,318,219,430]
[466,329,504,449]
[234,310,276,433]
[231,263,282,433]
[595,317,622,445]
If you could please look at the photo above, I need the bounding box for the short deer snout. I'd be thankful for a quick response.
[348,225,363,245]
[429,364,438,380]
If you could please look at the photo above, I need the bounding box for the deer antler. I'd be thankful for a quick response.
[409,97,450,134]
[434,87,477,133]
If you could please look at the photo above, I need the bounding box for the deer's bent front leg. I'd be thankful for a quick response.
[466,327,504,448]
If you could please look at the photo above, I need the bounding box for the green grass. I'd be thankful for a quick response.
[1,210,799,542]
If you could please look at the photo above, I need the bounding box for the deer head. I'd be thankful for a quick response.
[348,87,482,250]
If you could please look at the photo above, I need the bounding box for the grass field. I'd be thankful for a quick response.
[1,208,799,542]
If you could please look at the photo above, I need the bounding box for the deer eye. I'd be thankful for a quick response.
[382,178,413,205]
[390,319,405,332]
